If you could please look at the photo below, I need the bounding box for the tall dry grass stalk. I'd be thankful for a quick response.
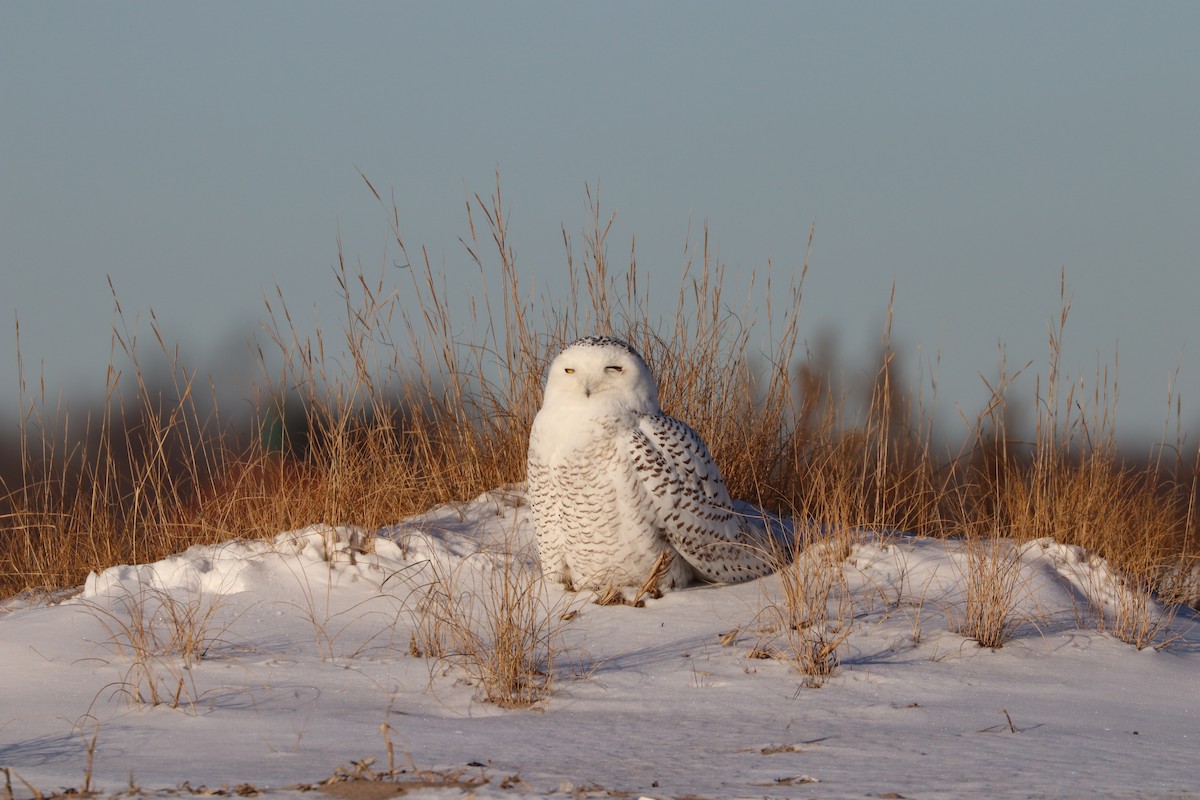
[2,177,1196,650]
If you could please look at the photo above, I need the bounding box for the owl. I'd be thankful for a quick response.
[526,335,778,597]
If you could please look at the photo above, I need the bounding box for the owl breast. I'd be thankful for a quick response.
[527,413,688,590]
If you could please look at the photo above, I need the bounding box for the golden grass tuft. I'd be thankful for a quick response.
[753,525,856,683]
[946,534,1036,648]
[405,542,573,707]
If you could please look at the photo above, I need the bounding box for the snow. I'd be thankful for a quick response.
[2,487,1197,799]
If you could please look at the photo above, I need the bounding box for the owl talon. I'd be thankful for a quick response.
[593,585,633,606]
[631,551,673,605]
[590,551,673,607]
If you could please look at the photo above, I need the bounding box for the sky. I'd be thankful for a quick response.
[3,1,1198,445]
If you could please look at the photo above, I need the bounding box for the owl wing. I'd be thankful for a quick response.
[627,413,775,583]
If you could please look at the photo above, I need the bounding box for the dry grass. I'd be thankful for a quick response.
[82,584,230,710]
[2,176,1197,661]
[405,541,574,707]
[752,525,855,683]
[945,534,1037,648]
[1107,574,1181,650]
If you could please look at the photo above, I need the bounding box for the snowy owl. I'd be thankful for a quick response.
[526,335,777,597]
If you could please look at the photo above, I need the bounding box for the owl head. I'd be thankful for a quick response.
[542,336,661,414]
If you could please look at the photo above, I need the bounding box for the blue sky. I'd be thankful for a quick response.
[3,2,1198,443]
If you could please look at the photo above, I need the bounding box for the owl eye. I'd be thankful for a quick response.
[605,365,624,374]
[564,368,575,374]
